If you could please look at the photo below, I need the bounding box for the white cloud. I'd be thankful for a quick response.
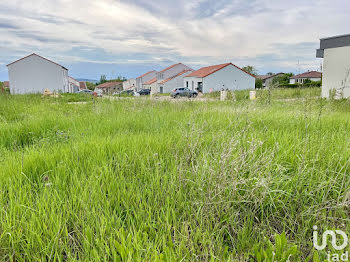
[0,0,349,79]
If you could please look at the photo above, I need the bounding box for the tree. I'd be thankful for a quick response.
[98,75,107,85]
[242,65,258,76]
[271,74,290,86]
[255,78,263,89]
[86,82,96,91]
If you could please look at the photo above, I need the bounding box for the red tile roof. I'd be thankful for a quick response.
[143,77,157,85]
[137,70,156,79]
[290,71,322,79]
[159,69,193,84]
[79,82,87,90]
[7,53,68,70]
[159,63,183,73]
[257,73,284,81]
[96,81,122,89]
[186,63,256,78]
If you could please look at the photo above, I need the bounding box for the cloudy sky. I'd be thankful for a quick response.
[0,0,349,81]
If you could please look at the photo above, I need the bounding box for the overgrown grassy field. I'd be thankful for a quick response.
[0,89,350,261]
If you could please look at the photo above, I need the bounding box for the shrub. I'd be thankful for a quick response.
[255,78,263,89]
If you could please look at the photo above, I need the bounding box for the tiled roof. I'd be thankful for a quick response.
[96,81,122,89]
[159,63,182,73]
[143,77,157,85]
[186,63,256,78]
[290,71,322,79]
[257,73,284,81]
[137,70,156,79]
[7,53,68,70]
[159,70,193,84]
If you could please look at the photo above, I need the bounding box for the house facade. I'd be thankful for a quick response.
[136,71,157,91]
[153,63,193,93]
[184,63,255,93]
[157,70,194,93]
[257,73,284,88]
[123,79,137,90]
[68,77,80,93]
[317,34,350,99]
[95,82,123,95]
[7,53,69,94]
[143,78,157,91]
[289,71,322,84]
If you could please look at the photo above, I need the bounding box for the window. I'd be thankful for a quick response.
[186,81,189,88]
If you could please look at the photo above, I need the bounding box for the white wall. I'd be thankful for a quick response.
[322,46,350,99]
[68,77,80,93]
[8,54,69,94]
[184,76,203,91]
[123,79,136,90]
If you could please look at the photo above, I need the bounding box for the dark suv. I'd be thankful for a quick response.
[138,89,151,96]
[171,88,198,98]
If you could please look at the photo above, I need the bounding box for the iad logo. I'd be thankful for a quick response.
[313,225,349,261]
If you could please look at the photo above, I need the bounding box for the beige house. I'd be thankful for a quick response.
[95,81,123,95]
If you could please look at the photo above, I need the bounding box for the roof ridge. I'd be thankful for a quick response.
[7,53,68,70]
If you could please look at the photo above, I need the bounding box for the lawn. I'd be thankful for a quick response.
[0,90,350,261]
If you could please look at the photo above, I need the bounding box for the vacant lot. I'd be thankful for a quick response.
[0,89,349,261]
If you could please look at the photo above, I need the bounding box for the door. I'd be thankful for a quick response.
[160,86,163,93]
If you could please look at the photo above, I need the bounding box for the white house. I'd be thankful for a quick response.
[146,63,193,93]
[289,71,322,84]
[157,69,194,93]
[317,34,350,99]
[123,78,137,90]
[136,71,157,91]
[68,77,80,93]
[184,63,255,93]
[143,77,157,91]
[7,53,69,94]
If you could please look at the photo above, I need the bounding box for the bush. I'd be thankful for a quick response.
[255,78,263,89]
[279,84,301,88]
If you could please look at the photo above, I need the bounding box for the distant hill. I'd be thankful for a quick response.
[76,79,99,84]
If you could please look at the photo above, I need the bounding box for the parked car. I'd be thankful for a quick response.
[78,89,93,94]
[171,88,198,98]
[137,89,151,96]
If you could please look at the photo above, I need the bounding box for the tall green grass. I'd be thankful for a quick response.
[0,93,349,261]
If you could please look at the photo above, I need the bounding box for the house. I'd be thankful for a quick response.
[123,78,137,90]
[184,63,255,93]
[95,81,123,95]
[4,81,9,88]
[7,53,69,94]
[79,81,87,90]
[317,34,350,99]
[289,71,322,84]
[68,77,80,93]
[143,78,157,91]
[136,71,157,91]
[157,70,194,93]
[151,63,193,93]
[257,73,284,88]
